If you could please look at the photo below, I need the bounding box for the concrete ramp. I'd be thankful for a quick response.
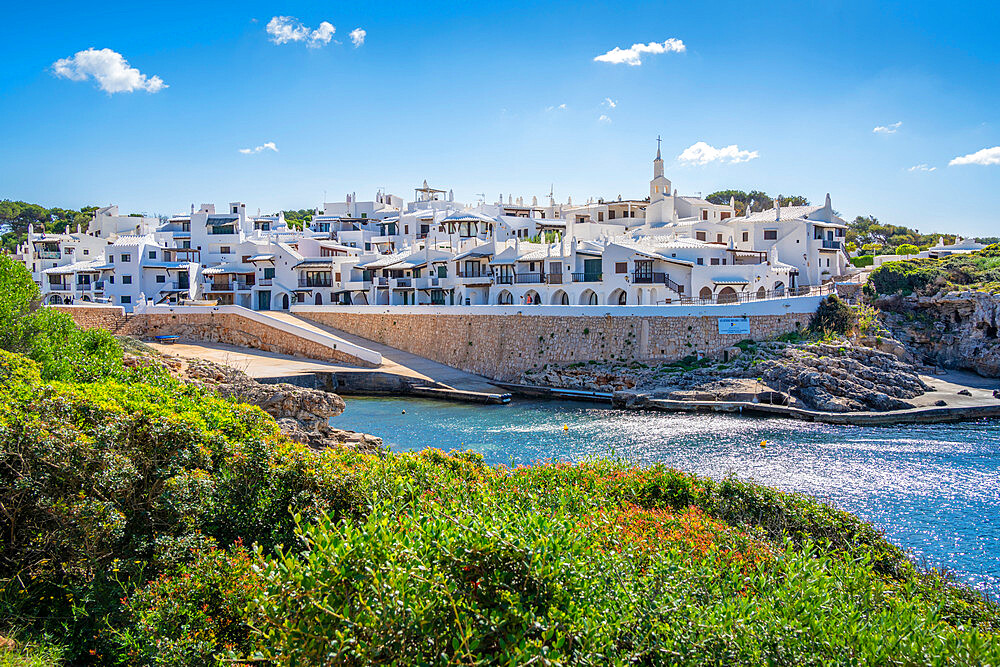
[271,312,510,400]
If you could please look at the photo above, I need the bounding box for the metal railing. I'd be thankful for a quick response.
[393,277,412,288]
[38,251,61,259]
[299,278,332,288]
[48,284,71,291]
[495,275,514,285]
[547,274,564,284]
[821,240,842,250]
[663,282,832,305]
[571,272,603,283]
[514,273,544,284]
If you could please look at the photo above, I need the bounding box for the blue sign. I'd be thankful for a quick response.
[718,317,750,335]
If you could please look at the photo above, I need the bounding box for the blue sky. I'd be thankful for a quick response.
[2,1,998,234]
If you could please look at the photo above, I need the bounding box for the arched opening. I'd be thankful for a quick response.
[497,290,513,305]
[756,287,766,300]
[314,293,323,305]
[282,294,290,309]
[81,295,92,302]
[698,286,713,302]
[610,288,626,305]
[525,290,541,305]
[636,289,644,305]
[648,288,658,305]
[48,294,63,305]
[773,281,785,296]
[579,289,598,305]
[551,290,568,305]
[718,286,738,304]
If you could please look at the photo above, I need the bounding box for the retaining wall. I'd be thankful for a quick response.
[293,298,820,381]
[52,304,380,367]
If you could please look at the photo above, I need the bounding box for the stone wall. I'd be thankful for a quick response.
[299,310,807,381]
[52,305,377,368]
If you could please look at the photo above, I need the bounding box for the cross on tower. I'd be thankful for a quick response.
[656,135,662,151]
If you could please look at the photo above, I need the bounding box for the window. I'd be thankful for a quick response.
[122,275,132,284]
[608,210,616,220]
[696,231,706,241]
[710,258,720,266]
[764,230,777,240]
[335,272,341,282]
[742,232,749,242]
[365,243,371,251]
[121,254,130,262]
[598,212,604,222]
[220,246,231,254]
[108,255,115,263]
[109,276,114,284]
[182,241,191,249]
[697,258,704,265]
[404,225,409,234]
[66,247,74,254]
[155,275,165,283]
[263,267,275,279]
[717,234,723,243]
[83,249,89,255]
[120,296,131,304]
[615,262,627,274]
[702,210,708,220]
[242,255,251,263]
[148,250,156,259]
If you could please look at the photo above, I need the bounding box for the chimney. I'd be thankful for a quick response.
[775,196,781,222]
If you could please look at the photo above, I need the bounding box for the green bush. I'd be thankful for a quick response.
[850,254,874,268]
[867,244,1000,297]
[895,243,920,256]
[808,295,857,336]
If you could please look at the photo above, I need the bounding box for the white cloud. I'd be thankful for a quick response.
[266,16,335,47]
[602,97,617,108]
[349,28,366,47]
[949,146,1000,166]
[51,48,166,94]
[545,103,567,112]
[677,141,758,165]
[908,164,937,172]
[873,121,902,134]
[239,141,278,155]
[594,39,685,66]
[598,114,612,123]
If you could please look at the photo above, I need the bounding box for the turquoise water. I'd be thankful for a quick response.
[331,397,1000,595]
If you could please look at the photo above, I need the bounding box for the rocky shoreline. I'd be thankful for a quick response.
[123,352,383,452]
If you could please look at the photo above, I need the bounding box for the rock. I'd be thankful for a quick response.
[957,389,972,396]
[667,390,716,402]
[612,390,649,409]
[994,389,1000,399]
[934,400,948,406]
[0,635,14,652]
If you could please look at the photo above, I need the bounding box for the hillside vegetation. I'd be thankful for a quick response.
[1,255,998,665]
[866,244,1000,297]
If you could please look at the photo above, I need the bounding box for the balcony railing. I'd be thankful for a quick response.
[632,272,684,293]
[257,278,273,286]
[547,274,564,285]
[495,275,514,285]
[571,272,603,283]
[393,277,412,288]
[38,251,61,259]
[48,284,71,291]
[821,240,842,250]
[298,278,332,288]
[514,273,544,284]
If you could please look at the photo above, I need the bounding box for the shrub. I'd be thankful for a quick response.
[867,244,1000,297]
[808,295,857,336]
[895,243,920,256]
[850,254,874,268]
[123,543,264,666]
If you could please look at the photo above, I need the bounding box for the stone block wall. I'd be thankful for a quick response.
[52,305,144,336]
[300,311,807,381]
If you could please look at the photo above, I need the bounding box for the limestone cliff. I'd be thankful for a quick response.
[879,292,1000,378]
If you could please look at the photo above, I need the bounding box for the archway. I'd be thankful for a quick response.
[314,293,323,305]
[698,286,713,302]
[551,289,569,305]
[47,294,63,305]
[636,289,644,305]
[648,288,658,305]
[773,281,785,296]
[282,294,290,309]
[718,286,738,304]
[579,289,598,305]
[756,287,766,300]
[497,290,513,305]
[525,290,541,305]
[610,288,626,305]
